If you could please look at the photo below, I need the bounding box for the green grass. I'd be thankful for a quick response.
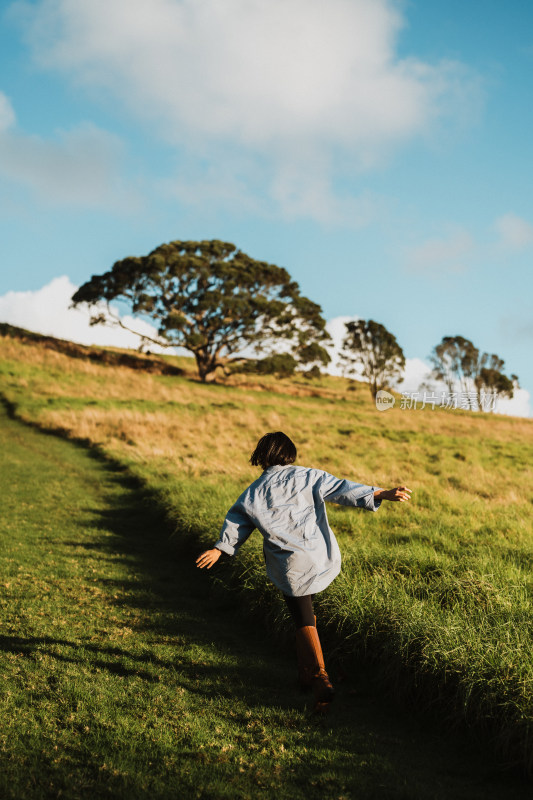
[122,467,533,775]
[5,407,533,799]
[2,330,533,778]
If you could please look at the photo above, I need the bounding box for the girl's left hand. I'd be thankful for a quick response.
[196,548,222,569]
[382,486,412,502]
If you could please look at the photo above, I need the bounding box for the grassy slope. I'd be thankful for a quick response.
[1,332,533,773]
[4,405,531,799]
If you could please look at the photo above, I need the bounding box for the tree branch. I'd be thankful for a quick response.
[102,302,174,349]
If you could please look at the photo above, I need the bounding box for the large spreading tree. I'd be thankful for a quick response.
[339,319,405,400]
[71,239,331,382]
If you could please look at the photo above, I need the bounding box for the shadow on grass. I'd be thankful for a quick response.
[0,632,294,705]
[2,395,533,797]
[67,488,304,711]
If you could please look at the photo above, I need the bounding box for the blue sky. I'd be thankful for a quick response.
[0,0,531,415]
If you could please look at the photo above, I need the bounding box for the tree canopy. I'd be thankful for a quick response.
[429,336,518,411]
[429,336,477,401]
[339,319,405,399]
[71,239,331,382]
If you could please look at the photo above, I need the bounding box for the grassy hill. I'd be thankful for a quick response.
[5,393,533,799]
[2,326,533,775]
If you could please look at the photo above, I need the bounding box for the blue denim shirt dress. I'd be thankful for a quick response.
[214,464,384,597]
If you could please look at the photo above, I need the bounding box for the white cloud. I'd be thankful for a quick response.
[10,0,482,223]
[0,276,180,352]
[270,169,380,227]
[0,90,138,210]
[325,315,363,377]
[404,211,533,277]
[393,357,433,393]
[0,92,16,131]
[495,213,533,251]
[163,154,382,227]
[405,228,474,275]
[495,388,531,418]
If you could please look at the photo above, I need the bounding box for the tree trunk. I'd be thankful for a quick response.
[195,350,221,382]
[194,352,211,383]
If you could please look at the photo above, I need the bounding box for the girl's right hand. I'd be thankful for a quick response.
[196,548,222,569]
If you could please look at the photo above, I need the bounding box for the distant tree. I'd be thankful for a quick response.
[429,336,478,404]
[71,239,330,382]
[429,336,518,412]
[339,319,405,400]
[473,353,518,412]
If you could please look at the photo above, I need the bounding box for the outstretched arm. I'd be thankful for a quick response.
[320,472,412,511]
[196,500,256,569]
[320,472,385,511]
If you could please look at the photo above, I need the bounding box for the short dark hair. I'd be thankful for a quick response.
[250,431,297,471]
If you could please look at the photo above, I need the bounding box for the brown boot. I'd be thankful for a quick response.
[295,625,334,711]
[296,643,313,691]
[295,615,318,690]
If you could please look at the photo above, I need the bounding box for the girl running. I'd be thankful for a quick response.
[196,431,412,711]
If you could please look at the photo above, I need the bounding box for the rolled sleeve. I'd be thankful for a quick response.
[320,472,385,511]
[213,541,236,556]
[213,501,255,557]
[363,488,385,512]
